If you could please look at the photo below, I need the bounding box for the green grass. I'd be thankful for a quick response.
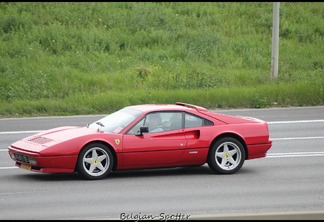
[0,2,323,117]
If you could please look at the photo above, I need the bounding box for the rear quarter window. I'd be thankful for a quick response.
[184,113,214,128]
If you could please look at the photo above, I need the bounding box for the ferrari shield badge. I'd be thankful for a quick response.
[115,139,120,145]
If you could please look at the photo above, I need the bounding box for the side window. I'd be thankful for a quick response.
[127,112,167,134]
[204,119,214,126]
[147,112,183,132]
[144,112,183,132]
[167,112,182,130]
[184,113,214,128]
[127,118,145,135]
[126,112,184,134]
[185,113,203,128]
[145,113,164,133]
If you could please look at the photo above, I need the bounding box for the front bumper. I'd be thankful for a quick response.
[8,146,78,173]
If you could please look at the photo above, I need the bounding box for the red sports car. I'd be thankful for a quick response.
[8,102,272,180]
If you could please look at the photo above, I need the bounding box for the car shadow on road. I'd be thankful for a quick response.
[10,164,258,181]
[109,164,214,179]
[11,165,213,181]
[11,172,81,181]
[108,165,258,180]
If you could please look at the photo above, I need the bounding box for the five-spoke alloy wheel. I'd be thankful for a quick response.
[77,143,114,180]
[208,137,245,174]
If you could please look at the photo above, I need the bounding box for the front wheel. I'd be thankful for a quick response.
[77,143,114,180]
[208,137,245,174]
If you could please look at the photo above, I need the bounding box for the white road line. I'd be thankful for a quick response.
[266,151,324,158]
[0,119,323,135]
[0,136,323,149]
[1,119,323,170]
[1,152,324,170]
[0,166,18,169]
[272,136,324,141]
[0,130,42,135]
[268,119,324,124]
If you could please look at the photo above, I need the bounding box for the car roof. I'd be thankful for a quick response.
[126,102,208,113]
[124,102,263,124]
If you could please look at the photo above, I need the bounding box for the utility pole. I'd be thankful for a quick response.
[271,2,280,81]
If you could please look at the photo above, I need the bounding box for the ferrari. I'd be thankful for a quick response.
[8,102,272,180]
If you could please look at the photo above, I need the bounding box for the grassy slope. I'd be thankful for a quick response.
[0,2,323,117]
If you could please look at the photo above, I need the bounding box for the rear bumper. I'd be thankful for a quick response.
[247,140,272,159]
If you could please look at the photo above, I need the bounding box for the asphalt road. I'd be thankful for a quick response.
[0,106,324,220]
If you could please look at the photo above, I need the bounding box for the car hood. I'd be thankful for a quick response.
[10,126,100,154]
[34,126,96,142]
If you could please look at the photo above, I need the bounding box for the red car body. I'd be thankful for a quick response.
[8,102,272,179]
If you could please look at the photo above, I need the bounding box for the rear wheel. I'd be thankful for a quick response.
[208,137,245,174]
[77,143,114,180]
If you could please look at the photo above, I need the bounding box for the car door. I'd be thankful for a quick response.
[179,112,214,165]
[120,112,187,169]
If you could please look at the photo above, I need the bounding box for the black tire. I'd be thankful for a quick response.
[208,137,245,174]
[77,143,114,180]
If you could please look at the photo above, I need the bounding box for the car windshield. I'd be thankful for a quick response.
[88,107,143,134]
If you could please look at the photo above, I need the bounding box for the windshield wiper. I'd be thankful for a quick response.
[95,122,105,127]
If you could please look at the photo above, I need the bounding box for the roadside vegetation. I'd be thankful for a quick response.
[0,2,323,117]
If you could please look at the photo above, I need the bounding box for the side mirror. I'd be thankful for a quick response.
[136,126,149,136]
